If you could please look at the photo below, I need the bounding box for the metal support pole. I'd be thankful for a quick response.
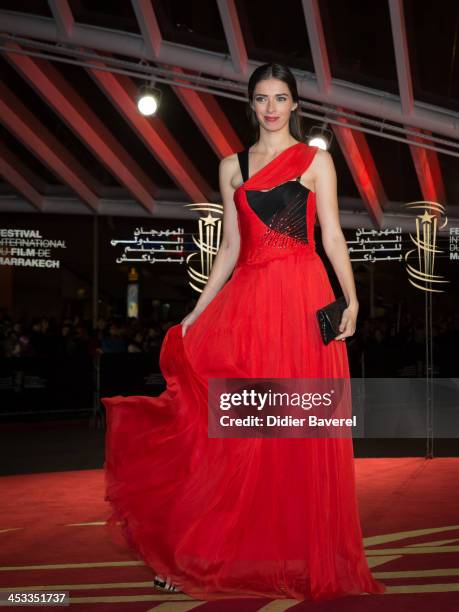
[90,214,101,429]
[92,214,99,327]
[425,283,434,459]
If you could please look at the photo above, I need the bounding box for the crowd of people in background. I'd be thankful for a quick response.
[1,308,458,377]
[0,311,174,360]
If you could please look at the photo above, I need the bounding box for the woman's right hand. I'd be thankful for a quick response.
[181,309,202,337]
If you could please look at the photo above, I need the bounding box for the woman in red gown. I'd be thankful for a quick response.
[102,62,386,602]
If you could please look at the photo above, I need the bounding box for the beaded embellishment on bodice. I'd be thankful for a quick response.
[237,149,311,248]
[233,143,318,267]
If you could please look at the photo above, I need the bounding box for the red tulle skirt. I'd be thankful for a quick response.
[102,248,386,601]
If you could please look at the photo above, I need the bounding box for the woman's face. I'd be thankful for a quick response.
[251,77,297,133]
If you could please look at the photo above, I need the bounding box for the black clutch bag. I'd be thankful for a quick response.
[316,295,348,345]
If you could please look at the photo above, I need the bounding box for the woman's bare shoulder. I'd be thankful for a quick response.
[220,151,242,190]
[310,147,333,165]
[308,147,334,177]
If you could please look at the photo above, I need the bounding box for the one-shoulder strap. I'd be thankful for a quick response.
[242,142,316,191]
[237,149,249,183]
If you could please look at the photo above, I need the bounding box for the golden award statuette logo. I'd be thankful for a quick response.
[403,201,449,293]
[183,202,224,293]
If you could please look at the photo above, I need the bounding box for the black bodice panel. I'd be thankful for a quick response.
[238,149,311,246]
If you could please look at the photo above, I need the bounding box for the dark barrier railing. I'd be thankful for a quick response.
[98,350,163,395]
[0,352,166,424]
[0,356,94,419]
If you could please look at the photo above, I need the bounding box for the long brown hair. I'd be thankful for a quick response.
[246,63,305,142]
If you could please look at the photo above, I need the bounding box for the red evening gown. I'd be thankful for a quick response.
[102,141,386,601]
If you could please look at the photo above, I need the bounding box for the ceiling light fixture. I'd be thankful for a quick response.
[308,123,333,150]
[137,83,162,116]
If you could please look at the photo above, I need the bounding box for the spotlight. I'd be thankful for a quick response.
[307,124,333,150]
[137,84,162,116]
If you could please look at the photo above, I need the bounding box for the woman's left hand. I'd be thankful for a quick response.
[334,303,358,341]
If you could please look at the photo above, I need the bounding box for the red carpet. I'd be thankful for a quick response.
[1,458,458,610]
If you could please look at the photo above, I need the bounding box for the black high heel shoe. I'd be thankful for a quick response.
[153,574,182,593]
